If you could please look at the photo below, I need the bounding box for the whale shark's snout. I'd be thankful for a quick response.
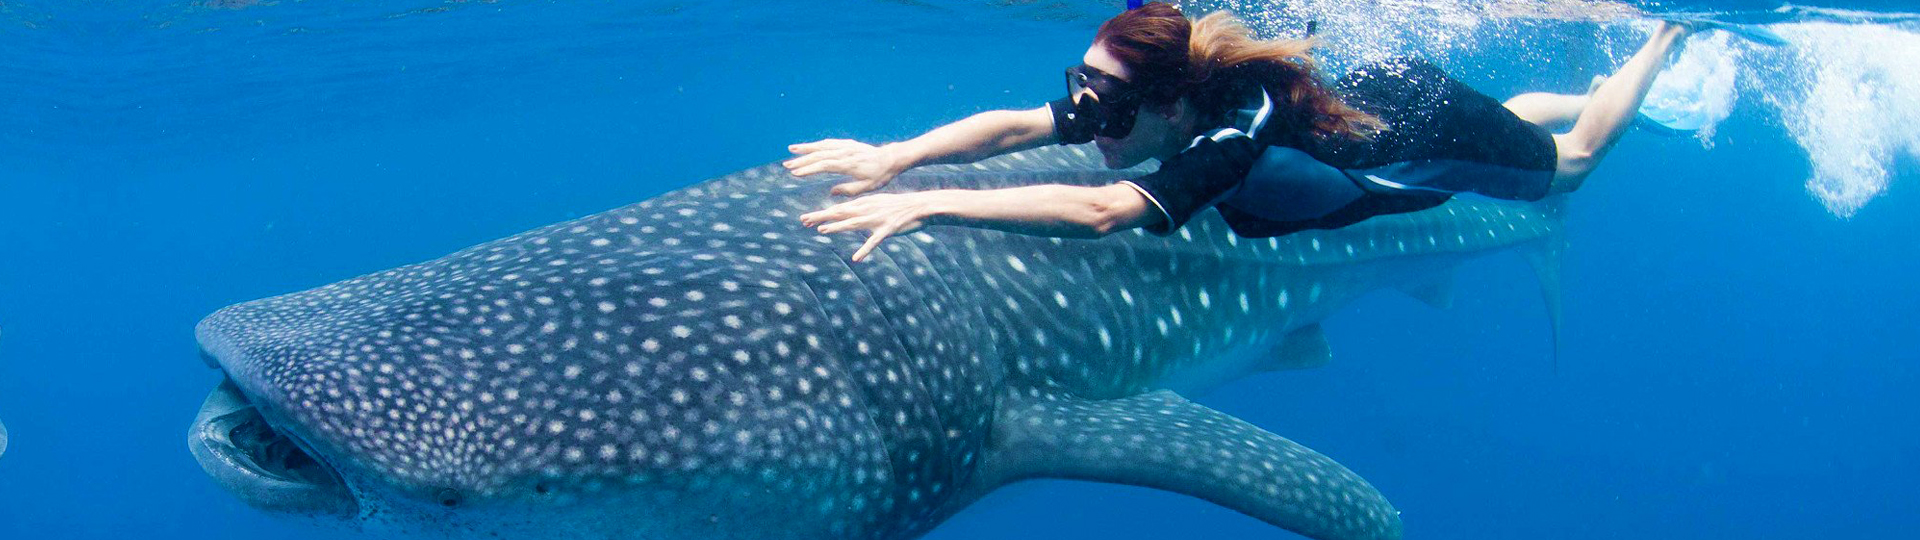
[188,284,493,525]
[189,376,357,517]
[179,239,863,539]
[192,312,357,518]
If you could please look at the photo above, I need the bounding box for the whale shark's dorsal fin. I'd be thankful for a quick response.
[1518,197,1569,372]
[984,391,1402,540]
[1392,269,1457,310]
[1523,241,1564,372]
[1265,323,1333,371]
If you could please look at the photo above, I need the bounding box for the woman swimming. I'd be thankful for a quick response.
[789,2,1693,261]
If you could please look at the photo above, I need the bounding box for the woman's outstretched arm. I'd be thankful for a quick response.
[799,183,1157,262]
[785,105,1058,196]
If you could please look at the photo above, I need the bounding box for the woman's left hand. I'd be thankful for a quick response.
[800,192,939,262]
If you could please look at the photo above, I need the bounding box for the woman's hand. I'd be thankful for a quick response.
[800,192,940,262]
[784,139,909,196]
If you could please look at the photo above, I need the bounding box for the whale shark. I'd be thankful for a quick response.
[189,144,1563,540]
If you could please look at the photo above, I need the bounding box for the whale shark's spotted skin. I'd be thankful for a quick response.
[195,144,1561,540]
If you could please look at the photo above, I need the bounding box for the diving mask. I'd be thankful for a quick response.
[1063,64,1144,140]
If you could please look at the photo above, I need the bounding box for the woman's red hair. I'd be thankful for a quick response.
[1094,3,1383,139]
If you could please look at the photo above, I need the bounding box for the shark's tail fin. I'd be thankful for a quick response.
[1518,195,1569,373]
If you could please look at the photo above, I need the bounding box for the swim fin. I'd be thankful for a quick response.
[1637,31,1741,136]
[1662,13,1790,48]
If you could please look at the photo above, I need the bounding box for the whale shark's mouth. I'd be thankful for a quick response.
[190,378,358,517]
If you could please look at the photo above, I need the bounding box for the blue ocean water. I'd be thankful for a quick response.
[0,0,1915,538]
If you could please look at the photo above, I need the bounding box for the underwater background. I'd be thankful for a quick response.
[0,0,1915,538]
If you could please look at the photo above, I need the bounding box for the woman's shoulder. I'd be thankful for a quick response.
[1219,83,1319,152]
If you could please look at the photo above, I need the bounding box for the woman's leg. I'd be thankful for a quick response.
[1546,22,1693,193]
[1504,76,1607,132]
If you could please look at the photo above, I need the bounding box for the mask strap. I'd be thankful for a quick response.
[1126,0,1143,9]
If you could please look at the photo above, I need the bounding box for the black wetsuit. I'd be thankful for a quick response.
[1051,58,1558,238]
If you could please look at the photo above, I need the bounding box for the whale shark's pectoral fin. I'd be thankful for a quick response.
[987,391,1401,540]
[1264,323,1332,371]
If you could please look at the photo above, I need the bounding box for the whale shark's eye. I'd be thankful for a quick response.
[533,481,553,495]
[436,488,463,507]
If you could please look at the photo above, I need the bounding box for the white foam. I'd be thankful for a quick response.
[1754,23,1920,217]
[1231,0,1494,67]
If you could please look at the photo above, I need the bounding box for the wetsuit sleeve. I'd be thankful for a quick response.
[1120,134,1261,235]
[1049,97,1095,145]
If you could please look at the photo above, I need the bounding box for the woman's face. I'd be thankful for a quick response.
[1081,43,1188,169]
